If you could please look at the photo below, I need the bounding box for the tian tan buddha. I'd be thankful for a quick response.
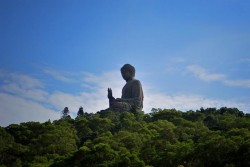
[107,64,144,112]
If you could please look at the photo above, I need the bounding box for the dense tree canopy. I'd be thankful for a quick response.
[0,107,250,167]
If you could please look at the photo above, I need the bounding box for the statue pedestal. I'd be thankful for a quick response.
[109,102,132,112]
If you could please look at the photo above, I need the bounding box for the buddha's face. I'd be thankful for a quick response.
[121,69,133,81]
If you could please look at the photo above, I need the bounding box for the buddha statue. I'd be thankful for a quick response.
[107,64,143,112]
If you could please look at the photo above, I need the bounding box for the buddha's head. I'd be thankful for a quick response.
[120,64,135,81]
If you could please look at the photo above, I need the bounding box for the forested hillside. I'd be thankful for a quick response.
[1,107,250,167]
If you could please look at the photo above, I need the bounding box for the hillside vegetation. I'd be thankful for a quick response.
[1,107,250,167]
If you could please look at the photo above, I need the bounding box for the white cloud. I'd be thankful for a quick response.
[1,68,250,127]
[0,71,58,126]
[187,65,226,82]
[143,90,249,112]
[0,71,44,89]
[43,68,78,83]
[187,65,250,88]
[1,83,49,102]
[224,79,250,88]
[0,71,49,102]
[0,93,59,127]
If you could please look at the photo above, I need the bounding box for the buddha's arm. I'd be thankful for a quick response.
[108,88,115,107]
[108,88,115,101]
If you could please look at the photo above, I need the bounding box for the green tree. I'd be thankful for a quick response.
[35,124,78,155]
[62,107,70,118]
[0,127,27,166]
[77,106,84,117]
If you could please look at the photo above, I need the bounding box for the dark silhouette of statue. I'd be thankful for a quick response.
[108,64,143,112]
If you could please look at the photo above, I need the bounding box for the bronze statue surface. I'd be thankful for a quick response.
[108,64,143,112]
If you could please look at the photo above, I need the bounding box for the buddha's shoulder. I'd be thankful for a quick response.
[131,79,141,85]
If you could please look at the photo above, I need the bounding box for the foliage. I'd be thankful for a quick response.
[61,107,70,119]
[0,107,250,167]
[77,106,84,117]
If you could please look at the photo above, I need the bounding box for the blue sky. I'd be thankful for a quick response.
[1,0,250,126]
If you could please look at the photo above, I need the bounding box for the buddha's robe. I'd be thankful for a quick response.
[121,79,143,111]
